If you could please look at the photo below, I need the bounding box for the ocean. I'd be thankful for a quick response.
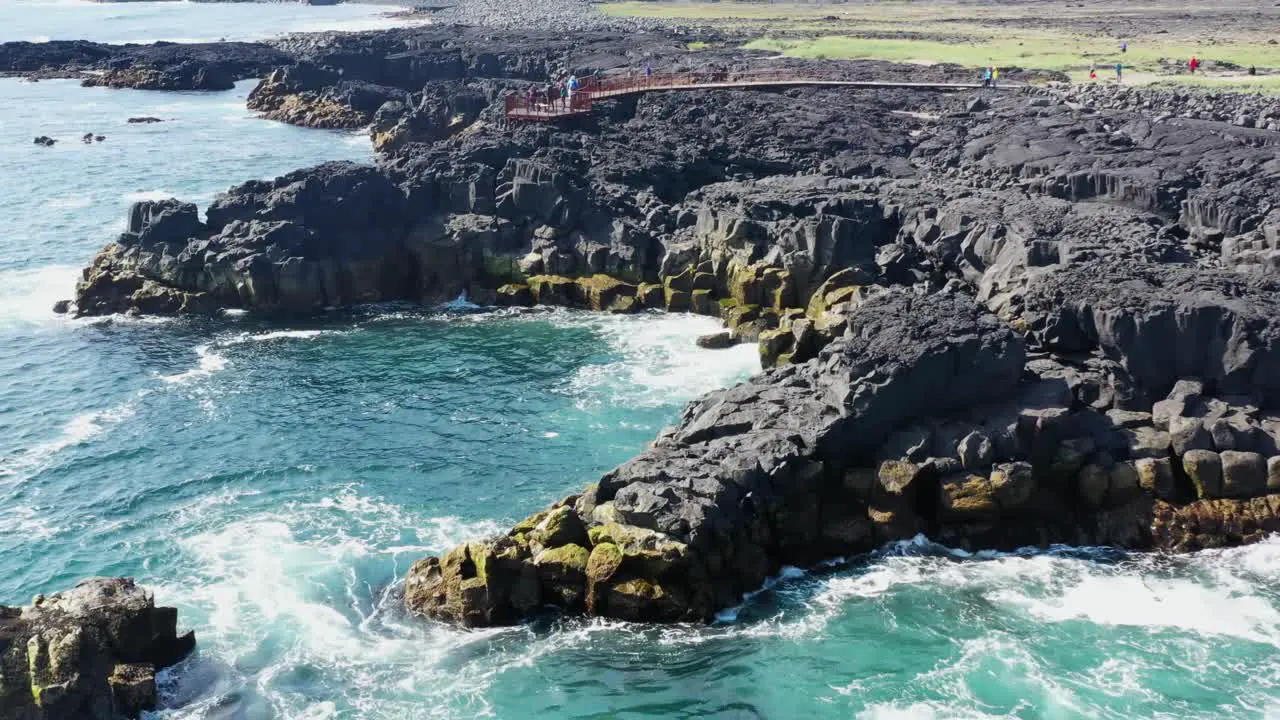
[0,5,1278,719]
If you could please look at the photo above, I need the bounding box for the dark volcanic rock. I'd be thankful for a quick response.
[0,578,194,720]
[0,39,291,89]
[56,27,1280,627]
[405,292,1030,622]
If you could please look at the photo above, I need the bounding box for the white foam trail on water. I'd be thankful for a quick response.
[45,196,92,210]
[225,329,337,344]
[856,701,1004,719]
[997,566,1280,643]
[156,329,347,384]
[122,189,177,203]
[151,488,516,718]
[0,396,142,481]
[0,264,81,327]
[158,344,228,385]
[0,504,63,540]
[667,535,1280,652]
[557,311,761,408]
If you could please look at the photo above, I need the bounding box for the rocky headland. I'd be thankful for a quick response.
[0,578,194,720]
[34,20,1280,630]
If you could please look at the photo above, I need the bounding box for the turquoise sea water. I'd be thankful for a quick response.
[0,0,424,44]
[2,9,1280,720]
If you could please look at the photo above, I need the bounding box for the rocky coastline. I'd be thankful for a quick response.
[0,578,194,720]
[24,17,1280,635]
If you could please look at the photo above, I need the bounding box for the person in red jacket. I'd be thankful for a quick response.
[1189,56,1200,74]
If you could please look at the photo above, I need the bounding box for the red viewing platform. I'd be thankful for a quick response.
[505,70,999,122]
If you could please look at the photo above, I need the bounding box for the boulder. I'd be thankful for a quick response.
[1182,449,1223,499]
[533,543,589,608]
[1135,457,1177,501]
[530,505,588,550]
[957,430,995,470]
[1219,450,1267,499]
[695,331,735,349]
[0,578,194,720]
[1124,426,1171,459]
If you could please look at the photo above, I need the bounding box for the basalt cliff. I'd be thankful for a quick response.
[53,26,1280,626]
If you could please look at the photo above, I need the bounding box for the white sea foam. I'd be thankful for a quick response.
[158,344,228,384]
[0,504,63,540]
[226,329,337,344]
[0,398,141,481]
[558,311,761,408]
[856,701,1005,719]
[150,491,521,718]
[122,189,177,203]
[45,196,92,210]
[0,264,81,327]
[997,567,1280,643]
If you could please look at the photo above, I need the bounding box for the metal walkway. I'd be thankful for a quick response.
[506,70,999,121]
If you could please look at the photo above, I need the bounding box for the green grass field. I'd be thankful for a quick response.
[602,1,1280,93]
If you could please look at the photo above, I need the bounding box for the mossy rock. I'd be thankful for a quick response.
[588,522,652,547]
[532,505,588,550]
[663,267,695,293]
[636,283,664,309]
[760,268,793,310]
[691,272,716,291]
[590,501,626,526]
[807,284,862,319]
[495,284,534,308]
[720,302,760,330]
[758,327,794,369]
[534,543,590,574]
[586,542,624,584]
[527,275,580,307]
[603,578,688,622]
[726,262,765,306]
[1136,457,1175,500]
[607,295,639,314]
[938,474,999,519]
[534,544,589,608]
[1183,450,1223,499]
[690,288,715,316]
[575,274,636,311]
[509,510,548,539]
[586,523,688,577]
[665,288,692,313]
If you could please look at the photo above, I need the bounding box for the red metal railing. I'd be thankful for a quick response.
[504,70,990,121]
[505,70,840,121]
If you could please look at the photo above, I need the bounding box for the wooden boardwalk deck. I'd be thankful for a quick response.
[506,71,1001,122]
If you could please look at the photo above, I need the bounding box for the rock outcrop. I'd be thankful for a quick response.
[0,578,194,720]
[406,288,1280,625]
[54,27,1280,626]
[0,39,291,89]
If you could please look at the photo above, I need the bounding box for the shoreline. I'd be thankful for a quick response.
[3,2,1280,716]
